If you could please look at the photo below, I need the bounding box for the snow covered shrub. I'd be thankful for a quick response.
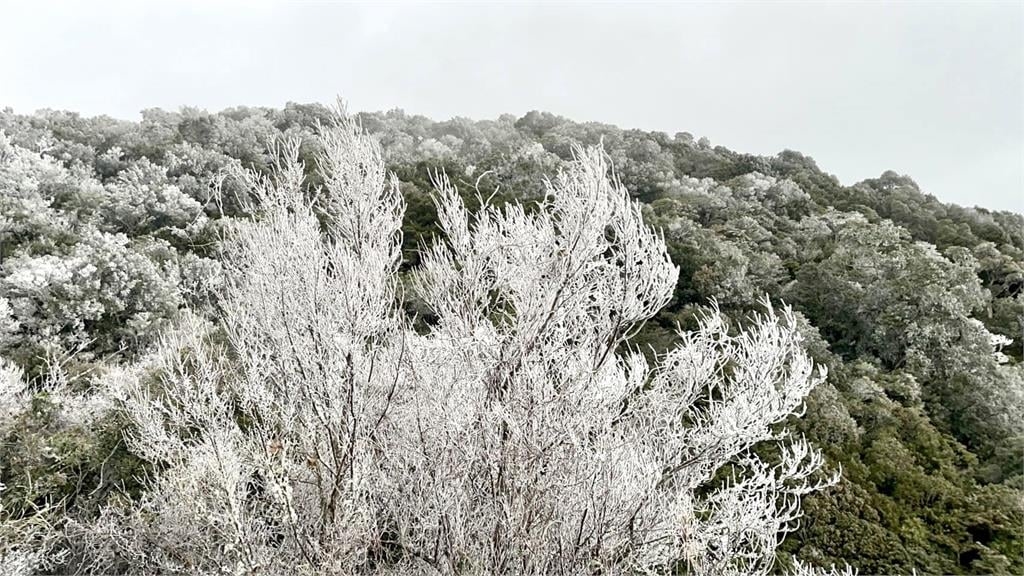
[80,110,846,575]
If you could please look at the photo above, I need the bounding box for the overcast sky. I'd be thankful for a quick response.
[2,1,1021,212]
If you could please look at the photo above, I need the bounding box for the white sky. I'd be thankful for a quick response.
[2,1,1021,212]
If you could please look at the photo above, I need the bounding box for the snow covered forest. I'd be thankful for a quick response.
[0,103,1021,575]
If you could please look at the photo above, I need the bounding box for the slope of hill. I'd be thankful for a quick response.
[1,104,1021,574]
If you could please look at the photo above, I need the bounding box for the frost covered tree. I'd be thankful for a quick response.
[80,109,848,575]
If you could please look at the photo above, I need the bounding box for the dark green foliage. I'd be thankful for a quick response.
[0,391,148,524]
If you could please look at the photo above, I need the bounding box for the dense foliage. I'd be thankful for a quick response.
[0,103,1021,574]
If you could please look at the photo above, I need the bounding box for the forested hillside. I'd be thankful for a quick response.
[1,103,1021,574]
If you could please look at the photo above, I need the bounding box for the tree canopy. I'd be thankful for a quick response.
[0,103,1021,574]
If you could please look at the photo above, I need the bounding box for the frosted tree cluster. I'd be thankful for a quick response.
[71,110,848,575]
